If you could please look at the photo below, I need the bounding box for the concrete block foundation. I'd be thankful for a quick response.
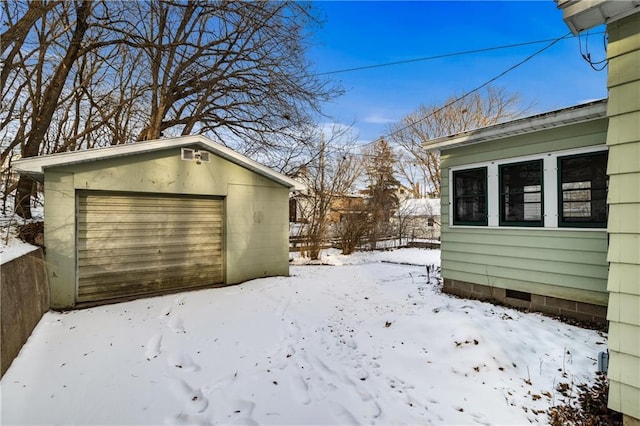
[443,278,607,325]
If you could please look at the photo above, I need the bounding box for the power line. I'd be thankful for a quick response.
[314,33,599,77]
[343,31,574,153]
[579,30,608,71]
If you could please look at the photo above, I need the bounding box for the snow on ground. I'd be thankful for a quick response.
[290,247,441,267]
[0,237,39,264]
[0,202,42,264]
[1,249,605,425]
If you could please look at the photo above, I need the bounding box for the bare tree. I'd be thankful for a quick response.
[117,1,341,154]
[335,209,368,255]
[1,1,343,218]
[0,0,62,93]
[8,1,93,218]
[295,126,363,260]
[388,87,529,197]
[394,199,419,246]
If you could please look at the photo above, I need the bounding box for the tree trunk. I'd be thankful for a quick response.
[14,1,90,218]
[14,139,40,218]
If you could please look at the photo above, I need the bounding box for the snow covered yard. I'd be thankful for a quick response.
[1,249,605,425]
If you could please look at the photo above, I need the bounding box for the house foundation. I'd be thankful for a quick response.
[443,279,607,325]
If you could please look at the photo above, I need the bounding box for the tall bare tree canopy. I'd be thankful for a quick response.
[1,0,342,217]
[388,87,529,197]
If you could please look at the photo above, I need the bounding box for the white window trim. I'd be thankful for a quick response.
[448,145,607,231]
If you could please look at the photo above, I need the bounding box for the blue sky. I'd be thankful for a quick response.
[308,1,608,143]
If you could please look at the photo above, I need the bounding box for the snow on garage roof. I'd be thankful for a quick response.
[13,135,305,191]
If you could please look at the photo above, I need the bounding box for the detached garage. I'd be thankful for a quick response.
[14,135,304,309]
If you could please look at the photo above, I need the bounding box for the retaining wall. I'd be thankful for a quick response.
[1,248,49,377]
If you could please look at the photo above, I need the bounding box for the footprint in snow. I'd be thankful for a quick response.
[225,399,258,425]
[289,375,311,405]
[227,416,258,426]
[145,333,162,360]
[202,371,239,394]
[158,305,172,319]
[167,351,199,372]
[169,316,186,333]
[169,378,208,413]
[174,295,186,306]
[330,403,359,426]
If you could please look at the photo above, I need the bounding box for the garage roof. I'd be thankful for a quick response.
[425,99,607,152]
[13,135,305,191]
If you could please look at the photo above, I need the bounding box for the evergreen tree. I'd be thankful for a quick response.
[364,138,400,249]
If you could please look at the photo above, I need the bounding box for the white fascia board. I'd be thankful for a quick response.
[13,135,306,192]
[425,100,607,152]
[13,135,203,175]
[557,0,640,34]
[197,137,306,191]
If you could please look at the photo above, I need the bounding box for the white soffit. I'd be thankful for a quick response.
[426,99,607,152]
[13,135,305,191]
[556,0,640,34]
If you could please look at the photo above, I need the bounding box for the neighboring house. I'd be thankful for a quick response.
[394,198,441,240]
[289,192,366,224]
[14,135,304,309]
[330,193,368,224]
[556,2,640,423]
[429,100,610,324]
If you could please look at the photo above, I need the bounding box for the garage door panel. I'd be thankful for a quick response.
[78,236,222,250]
[77,192,224,303]
[78,212,222,222]
[78,263,223,281]
[78,205,222,215]
[78,223,222,238]
[77,268,224,301]
[77,248,223,268]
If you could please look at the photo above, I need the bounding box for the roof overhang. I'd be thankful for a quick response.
[426,99,607,152]
[556,0,640,34]
[13,135,306,191]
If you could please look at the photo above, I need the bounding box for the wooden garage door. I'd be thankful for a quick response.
[77,192,223,303]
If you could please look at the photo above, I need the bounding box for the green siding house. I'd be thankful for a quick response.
[430,100,610,323]
[557,2,640,423]
[429,2,640,422]
[14,135,304,309]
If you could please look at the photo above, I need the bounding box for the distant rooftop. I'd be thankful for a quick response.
[398,198,441,217]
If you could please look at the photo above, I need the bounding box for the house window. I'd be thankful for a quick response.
[499,160,543,226]
[558,151,608,228]
[452,167,487,226]
[289,198,298,222]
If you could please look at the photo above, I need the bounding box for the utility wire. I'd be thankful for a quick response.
[343,31,574,152]
[579,30,608,71]
[314,33,600,77]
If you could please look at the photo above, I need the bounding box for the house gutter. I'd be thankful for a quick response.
[425,99,607,152]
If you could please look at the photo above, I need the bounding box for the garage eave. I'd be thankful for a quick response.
[12,135,306,192]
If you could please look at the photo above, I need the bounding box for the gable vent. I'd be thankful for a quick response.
[181,148,195,160]
[181,148,210,164]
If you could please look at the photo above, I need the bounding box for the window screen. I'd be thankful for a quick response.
[452,167,487,225]
[558,151,607,228]
[499,160,543,226]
